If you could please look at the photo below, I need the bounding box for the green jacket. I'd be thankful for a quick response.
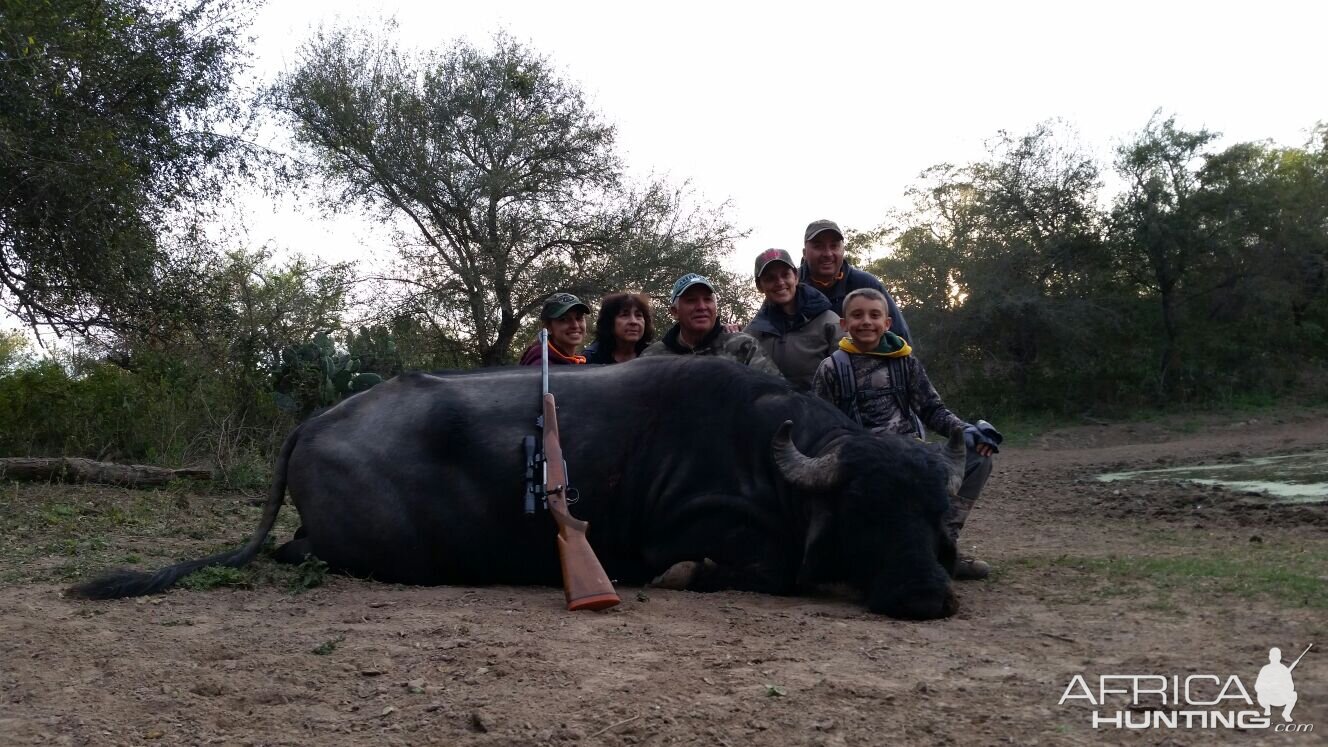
[744,285,843,391]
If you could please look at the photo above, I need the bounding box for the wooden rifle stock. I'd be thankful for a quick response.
[541,393,620,611]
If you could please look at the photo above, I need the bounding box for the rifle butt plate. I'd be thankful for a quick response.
[566,592,621,612]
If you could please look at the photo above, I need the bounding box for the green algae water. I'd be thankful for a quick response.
[1096,450,1328,504]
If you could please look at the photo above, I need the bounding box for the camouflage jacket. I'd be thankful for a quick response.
[641,322,782,379]
[810,352,967,438]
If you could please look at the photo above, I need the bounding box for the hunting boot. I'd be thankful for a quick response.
[953,556,991,581]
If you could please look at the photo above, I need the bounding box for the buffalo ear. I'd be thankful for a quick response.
[796,496,836,590]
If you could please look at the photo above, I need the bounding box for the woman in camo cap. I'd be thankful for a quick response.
[518,292,591,365]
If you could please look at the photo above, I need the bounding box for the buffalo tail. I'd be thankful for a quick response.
[65,425,301,600]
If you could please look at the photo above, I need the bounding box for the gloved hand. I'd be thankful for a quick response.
[976,419,1003,446]
[963,420,1003,454]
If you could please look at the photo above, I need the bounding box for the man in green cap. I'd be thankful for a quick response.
[640,273,781,377]
[519,292,591,365]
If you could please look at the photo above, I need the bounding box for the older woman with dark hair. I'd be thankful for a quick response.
[583,291,655,364]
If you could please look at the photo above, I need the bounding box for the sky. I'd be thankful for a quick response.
[6,0,1325,341]
[239,0,1328,272]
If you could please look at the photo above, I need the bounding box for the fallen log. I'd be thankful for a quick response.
[0,457,213,487]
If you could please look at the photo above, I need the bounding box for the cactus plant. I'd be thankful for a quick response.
[270,330,394,419]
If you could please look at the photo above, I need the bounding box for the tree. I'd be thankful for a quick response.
[274,28,741,365]
[0,328,29,373]
[1111,113,1220,394]
[1272,125,1328,338]
[853,169,976,315]
[1198,132,1328,343]
[90,246,356,380]
[71,246,358,466]
[962,124,1111,394]
[868,122,1114,408]
[0,0,261,335]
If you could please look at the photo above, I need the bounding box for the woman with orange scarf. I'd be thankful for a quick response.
[518,293,591,365]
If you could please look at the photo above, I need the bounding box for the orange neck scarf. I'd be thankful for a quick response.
[810,270,845,289]
[547,341,586,365]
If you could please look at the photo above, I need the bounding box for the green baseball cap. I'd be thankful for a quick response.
[669,273,716,304]
[540,292,590,320]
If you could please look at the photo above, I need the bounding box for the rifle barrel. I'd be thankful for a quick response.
[540,328,549,394]
[1289,643,1313,672]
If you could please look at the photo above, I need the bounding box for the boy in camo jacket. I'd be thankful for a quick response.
[811,288,1001,580]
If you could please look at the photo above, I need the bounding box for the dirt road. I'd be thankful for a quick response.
[2,411,1325,745]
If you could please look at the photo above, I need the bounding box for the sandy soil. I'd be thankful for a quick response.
[2,411,1326,746]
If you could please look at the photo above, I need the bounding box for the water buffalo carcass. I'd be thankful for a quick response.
[69,357,966,619]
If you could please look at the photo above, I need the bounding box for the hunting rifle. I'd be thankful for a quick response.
[522,330,620,611]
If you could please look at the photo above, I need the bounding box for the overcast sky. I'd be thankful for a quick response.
[240,0,1326,271]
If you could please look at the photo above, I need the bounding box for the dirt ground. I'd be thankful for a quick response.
[2,410,1326,746]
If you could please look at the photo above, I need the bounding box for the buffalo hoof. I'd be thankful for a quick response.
[650,558,717,590]
[273,537,314,565]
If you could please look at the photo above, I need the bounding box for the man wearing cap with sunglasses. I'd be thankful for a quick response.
[640,273,781,377]
[518,292,591,365]
[801,219,912,342]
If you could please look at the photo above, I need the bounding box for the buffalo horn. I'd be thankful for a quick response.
[771,420,843,492]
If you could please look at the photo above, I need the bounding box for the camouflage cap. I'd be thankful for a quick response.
[804,219,844,243]
[540,292,591,320]
[753,248,797,282]
[669,273,716,305]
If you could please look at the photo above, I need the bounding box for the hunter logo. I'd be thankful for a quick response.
[1257,646,1304,723]
[1059,644,1314,732]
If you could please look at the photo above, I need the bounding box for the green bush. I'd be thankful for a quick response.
[0,350,286,469]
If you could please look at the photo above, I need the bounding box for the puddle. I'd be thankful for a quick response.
[1096,451,1328,504]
